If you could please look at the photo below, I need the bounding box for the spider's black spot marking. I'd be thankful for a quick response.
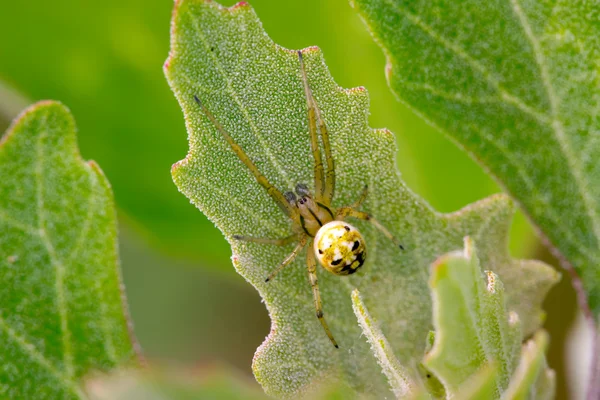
[342,262,359,274]
[344,225,351,231]
[352,240,360,251]
[318,249,323,254]
[331,258,342,266]
[355,251,366,268]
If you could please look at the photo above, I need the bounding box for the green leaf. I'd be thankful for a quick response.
[351,289,416,397]
[165,1,559,397]
[351,0,600,311]
[424,236,547,397]
[426,239,555,400]
[454,365,498,400]
[503,331,555,400]
[0,101,137,398]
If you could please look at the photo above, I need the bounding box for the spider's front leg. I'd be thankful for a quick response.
[307,244,339,348]
[336,206,404,250]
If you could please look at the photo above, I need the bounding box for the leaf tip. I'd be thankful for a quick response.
[232,1,250,10]
[462,236,474,258]
[171,158,188,177]
[2,100,74,150]
[429,255,451,286]
[299,45,321,55]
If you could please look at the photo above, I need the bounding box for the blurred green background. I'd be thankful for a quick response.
[0,0,578,398]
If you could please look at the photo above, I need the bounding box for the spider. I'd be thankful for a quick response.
[193,50,403,348]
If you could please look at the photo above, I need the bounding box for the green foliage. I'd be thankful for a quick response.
[424,237,554,399]
[352,0,600,311]
[0,102,137,398]
[0,0,232,265]
[165,1,558,397]
[88,369,269,400]
[0,0,542,269]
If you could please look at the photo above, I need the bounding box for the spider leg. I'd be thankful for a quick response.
[351,185,369,209]
[194,95,299,222]
[265,235,307,282]
[336,207,404,250]
[233,234,298,246]
[307,243,339,348]
[312,79,335,206]
[298,51,326,203]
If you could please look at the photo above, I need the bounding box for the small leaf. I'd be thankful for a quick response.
[165,1,559,397]
[425,237,521,395]
[503,331,555,400]
[424,237,555,399]
[455,365,498,400]
[0,101,137,398]
[352,0,600,312]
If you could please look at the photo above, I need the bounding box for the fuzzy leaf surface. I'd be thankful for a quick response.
[425,238,554,398]
[0,102,137,398]
[165,1,559,397]
[352,0,600,311]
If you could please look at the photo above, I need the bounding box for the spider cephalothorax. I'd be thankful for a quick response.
[194,50,403,348]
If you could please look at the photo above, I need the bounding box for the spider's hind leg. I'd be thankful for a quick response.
[263,235,308,282]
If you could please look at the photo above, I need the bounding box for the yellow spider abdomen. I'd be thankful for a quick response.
[314,221,367,276]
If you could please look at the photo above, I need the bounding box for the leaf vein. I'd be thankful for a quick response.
[34,114,74,379]
[0,315,85,399]
[509,0,600,254]
[383,0,550,125]
[470,122,599,262]
[401,81,551,125]
[0,210,40,236]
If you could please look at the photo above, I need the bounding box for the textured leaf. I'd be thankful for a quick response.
[351,289,415,397]
[0,102,137,398]
[454,366,498,400]
[165,1,559,397]
[425,237,521,395]
[352,0,600,311]
[424,237,554,399]
[503,331,555,400]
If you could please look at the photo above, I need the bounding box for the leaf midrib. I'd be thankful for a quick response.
[381,0,600,264]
